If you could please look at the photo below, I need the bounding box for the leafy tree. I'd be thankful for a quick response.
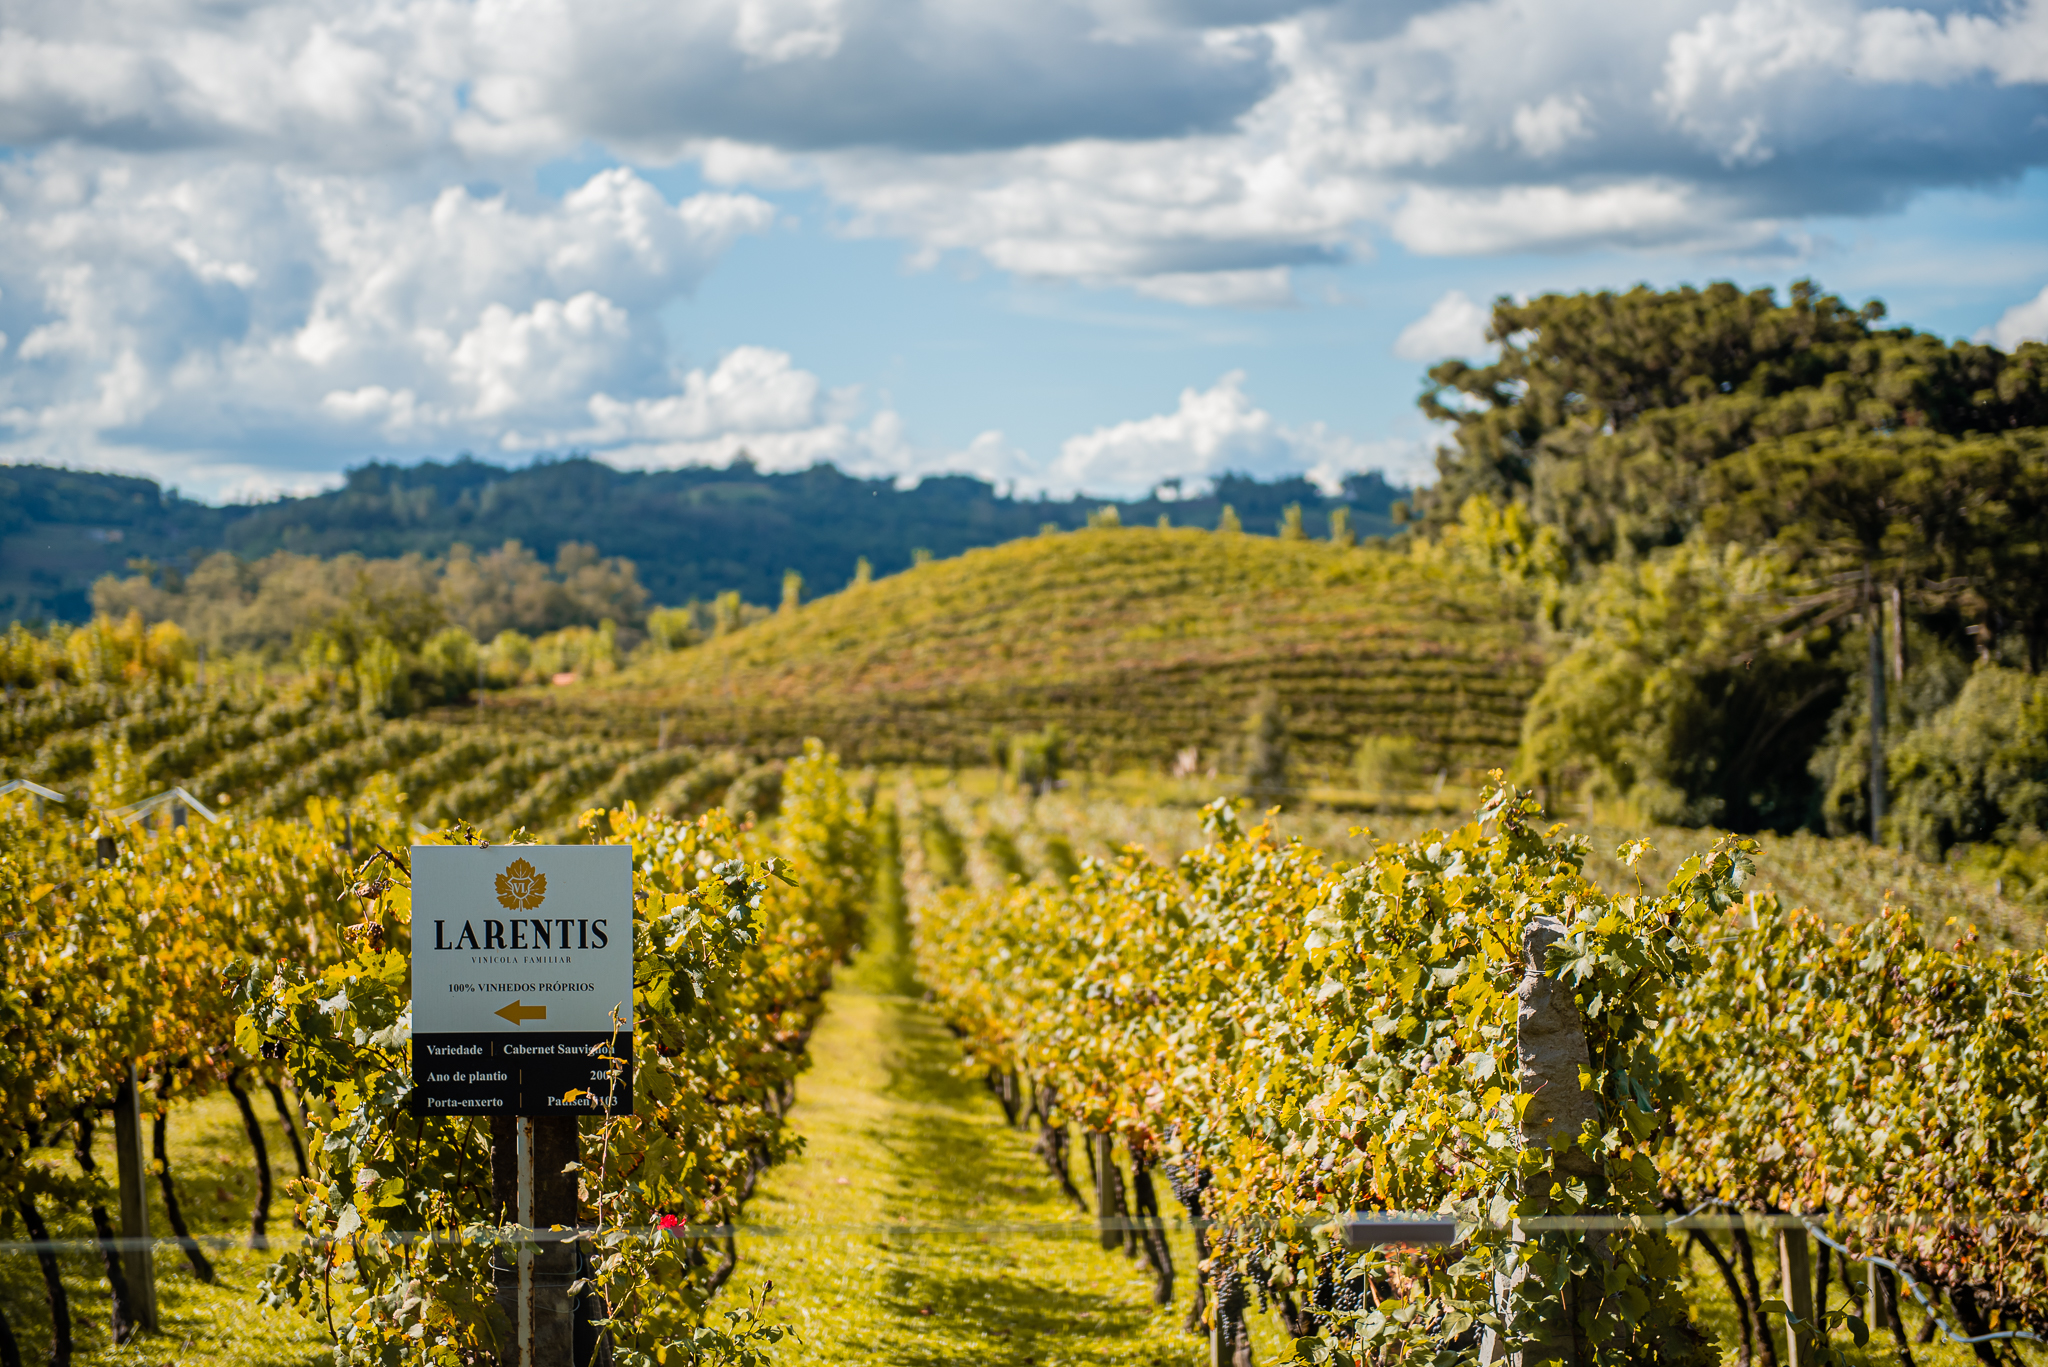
[1804,620,1971,839]
[1351,733,1418,803]
[94,540,642,655]
[1278,503,1306,540]
[1241,687,1290,803]
[1448,281,2048,842]
[1517,540,1844,830]
[1705,428,1995,835]
[1410,495,1569,616]
[1005,725,1066,795]
[1216,504,1242,534]
[646,605,703,651]
[1420,281,1876,532]
[354,636,407,715]
[1416,280,2048,564]
[712,590,746,637]
[1947,429,2048,670]
[415,626,480,705]
[1887,665,2048,859]
[781,569,804,614]
[1328,506,1355,548]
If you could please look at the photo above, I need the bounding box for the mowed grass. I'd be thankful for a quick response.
[731,879,1293,1366]
[1,1091,328,1367]
[540,527,1544,777]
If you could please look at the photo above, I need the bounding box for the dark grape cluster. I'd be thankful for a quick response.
[1312,1253,1337,1315]
[1163,1155,1209,1217]
[1214,1264,1246,1323]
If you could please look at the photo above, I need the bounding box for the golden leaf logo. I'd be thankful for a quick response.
[496,858,546,911]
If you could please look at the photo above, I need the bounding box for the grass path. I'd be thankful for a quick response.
[730,930,1292,1367]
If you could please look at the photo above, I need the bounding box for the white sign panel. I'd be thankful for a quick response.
[410,845,634,1115]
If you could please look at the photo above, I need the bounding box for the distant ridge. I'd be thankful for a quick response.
[0,457,1406,623]
[533,526,1542,777]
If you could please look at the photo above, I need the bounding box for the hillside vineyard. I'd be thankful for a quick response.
[560,528,1544,776]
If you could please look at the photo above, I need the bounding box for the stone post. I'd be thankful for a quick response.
[1482,915,1599,1367]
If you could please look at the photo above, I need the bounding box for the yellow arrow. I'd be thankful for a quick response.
[496,999,547,1026]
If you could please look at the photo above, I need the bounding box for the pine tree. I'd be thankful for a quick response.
[1329,507,1355,548]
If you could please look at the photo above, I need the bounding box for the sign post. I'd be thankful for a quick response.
[411,846,634,1367]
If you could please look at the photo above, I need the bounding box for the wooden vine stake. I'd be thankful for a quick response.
[1779,1226,1818,1367]
[111,1063,159,1332]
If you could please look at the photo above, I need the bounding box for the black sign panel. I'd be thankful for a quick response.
[411,1033,633,1116]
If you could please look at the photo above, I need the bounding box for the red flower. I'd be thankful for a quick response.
[657,1214,682,1231]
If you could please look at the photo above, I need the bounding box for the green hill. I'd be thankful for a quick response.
[529,526,1545,776]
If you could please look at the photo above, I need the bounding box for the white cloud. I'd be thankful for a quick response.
[1394,289,1493,361]
[570,350,1060,492]
[2,0,2047,492]
[1131,268,1299,308]
[1511,94,1592,158]
[1049,371,1419,495]
[216,468,348,502]
[0,152,773,487]
[1657,0,2048,170]
[732,0,847,64]
[451,292,635,419]
[580,346,828,447]
[0,0,470,168]
[1391,181,1773,256]
[1660,0,2048,103]
[585,360,1426,496]
[1853,2,2048,84]
[0,0,2042,318]
[944,430,1040,486]
[1978,284,2048,350]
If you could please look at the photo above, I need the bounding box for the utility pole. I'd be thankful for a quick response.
[1868,573,1887,844]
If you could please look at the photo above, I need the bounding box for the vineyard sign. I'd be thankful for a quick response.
[410,845,634,1116]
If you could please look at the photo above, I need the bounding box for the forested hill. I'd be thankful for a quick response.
[0,456,1404,622]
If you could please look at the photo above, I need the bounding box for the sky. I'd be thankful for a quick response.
[2,0,2046,503]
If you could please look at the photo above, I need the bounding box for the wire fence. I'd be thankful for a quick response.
[4,1206,2044,1357]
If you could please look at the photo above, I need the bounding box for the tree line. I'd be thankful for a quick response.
[0,457,1406,624]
